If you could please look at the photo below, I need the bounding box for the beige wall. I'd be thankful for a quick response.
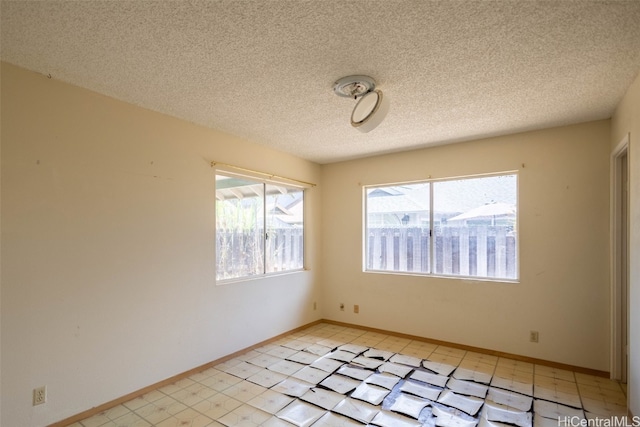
[320,120,611,371]
[0,63,322,426]
[612,71,640,415]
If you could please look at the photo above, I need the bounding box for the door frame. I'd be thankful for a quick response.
[610,133,630,381]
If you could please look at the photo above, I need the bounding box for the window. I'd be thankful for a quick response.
[216,174,304,281]
[365,173,518,281]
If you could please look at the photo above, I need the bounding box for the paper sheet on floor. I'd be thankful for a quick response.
[453,367,493,384]
[423,360,457,376]
[310,357,345,373]
[436,390,484,416]
[338,343,369,355]
[432,404,479,427]
[319,374,362,394]
[299,388,344,410]
[365,372,402,390]
[363,349,395,361]
[446,377,489,398]
[389,393,430,419]
[336,364,373,381]
[332,397,380,424]
[486,387,532,412]
[271,378,313,397]
[276,400,326,427]
[400,380,442,401]
[378,362,414,378]
[351,356,385,370]
[326,350,357,362]
[312,412,363,427]
[390,354,423,367]
[410,369,449,387]
[351,383,390,405]
[481,400,532,427]
[371,410,423,427]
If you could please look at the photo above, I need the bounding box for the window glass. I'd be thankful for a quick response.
[433,174,517,280]
[266,185,304,273]
[216,175,264,280]
[364,173,518,281]
[216,174,304,281]
[365,182,430,273]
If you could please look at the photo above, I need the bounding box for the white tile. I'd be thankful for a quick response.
[192,393,243,420]
[268,360,306,376]
[201,371,244,392]
[247,389,294,414]
[224,362,264,380]
[217,404,272,427]
[270,378,313,397]
[221,381,267,402]
[290,366,330,384]
[286,351,319,365]
[533,399,585,419]
[155,408,215,427]
[247,353,283,368]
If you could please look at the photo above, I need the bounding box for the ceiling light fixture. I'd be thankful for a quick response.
[333,75,389,133]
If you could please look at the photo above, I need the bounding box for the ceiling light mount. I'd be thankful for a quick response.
[333,75,376,99]
[334,75,389,133]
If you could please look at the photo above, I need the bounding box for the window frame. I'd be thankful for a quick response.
[363,172,519,283]
[215,170,306,284]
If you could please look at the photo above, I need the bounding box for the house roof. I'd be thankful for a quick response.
[2,1,639,164]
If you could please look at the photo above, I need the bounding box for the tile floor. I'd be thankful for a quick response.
[71,323,628,427]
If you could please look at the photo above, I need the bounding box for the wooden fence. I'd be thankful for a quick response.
[216,228,304,279]
[367,226,517,279]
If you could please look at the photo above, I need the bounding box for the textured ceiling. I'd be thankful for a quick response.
[2,1,640,164]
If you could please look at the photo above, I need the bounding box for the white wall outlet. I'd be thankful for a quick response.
[33,386,46,406]
[529,331,539,343]
[313,301,317,310]
[339,303,344,311]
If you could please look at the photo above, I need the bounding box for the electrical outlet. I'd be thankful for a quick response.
[313,301,317,310]
[529,331,539,343]
[339,303,344,311]
[33,386,46,406]
[354,304,359,314]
